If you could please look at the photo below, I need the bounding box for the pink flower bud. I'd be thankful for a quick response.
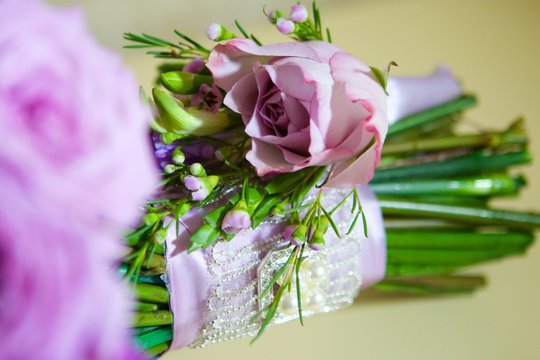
[289,5,308,23]
[183,57,205,74]
[205,22,222,41]
[221,202,251,234]
[276,18,295,35]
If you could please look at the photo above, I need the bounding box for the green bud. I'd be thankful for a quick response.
[172,147,185,165]
[160,71,213,94]
[317,216,330,232]
[189,163,206,176]
[152,87,230,136]
[153,228,168,245]
[144,213,160,226]
[308,228,326,251]
[291,224,308,244]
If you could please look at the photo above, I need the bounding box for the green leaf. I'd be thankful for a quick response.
[264,168,314,195]
[369,61,398,95]
[320,206,341,238]
[251,195,282,228]
[188,224,221,252]
[203,205,229,228]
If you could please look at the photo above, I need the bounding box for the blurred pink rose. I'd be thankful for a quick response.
[0,0,156,358]
[207,38,387,187]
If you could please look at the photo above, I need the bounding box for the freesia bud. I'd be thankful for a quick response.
[221,200,251,234]
[206,22,236,41]
[276,18,295,34]
[152,87,230,136]
[289,5,308,23]
[183,175,219,201]
[160,71,213,94]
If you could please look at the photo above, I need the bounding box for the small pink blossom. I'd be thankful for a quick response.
[276,18,295,34]
[183,57,206,74]
[289,5,308,23]
[205,22,222,41]
[191,83,223,113]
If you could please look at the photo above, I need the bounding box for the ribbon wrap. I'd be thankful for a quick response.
[165,186,385,348]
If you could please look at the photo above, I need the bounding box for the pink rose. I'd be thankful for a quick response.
[207,39,387,187]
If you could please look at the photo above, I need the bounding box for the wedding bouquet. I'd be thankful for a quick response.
[122,2,540,358]
[1,1,538,360]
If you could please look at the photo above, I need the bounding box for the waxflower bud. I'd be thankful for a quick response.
[276,18,295,35]
[189,162,206,176]
[308,228,326,251]
[160,71,213,94]
[206,22,236,41]
[153,228,168,246]
[152,87,230,136]
[291,224,308,245]
[289,4,308,23]
[183,57,206,74]
[221,200,251,234]
[171,147,185,165]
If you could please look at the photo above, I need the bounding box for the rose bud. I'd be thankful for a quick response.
[221,200,252,234]
[160,71,213,94]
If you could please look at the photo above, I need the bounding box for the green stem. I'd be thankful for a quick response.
[135,327,173,350]
[386,230,533,250]
[145,342,170,358]
[133,310,173,327]
[382,127,527,156]
[387,95,477,137]
[379,199,540,229]
[136,302,159,312]
[373,275,486,295]
[387,247,528,266]
[372,150,531,183]
[134,283,170,304]
[371,174,524,197]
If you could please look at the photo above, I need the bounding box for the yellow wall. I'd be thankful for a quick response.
[52,0,540,358]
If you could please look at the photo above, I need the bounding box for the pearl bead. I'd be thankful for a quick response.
[303,260,328,283]
[279,292,298,315]
[306,289,327,312]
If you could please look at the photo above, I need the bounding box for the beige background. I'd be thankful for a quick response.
[49,0,540,359]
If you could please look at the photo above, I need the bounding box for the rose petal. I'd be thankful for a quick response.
[325,142,378,188]
[245,138,293,176]
[207,39,320,91]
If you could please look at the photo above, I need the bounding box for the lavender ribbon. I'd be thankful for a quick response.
[164,67,464,349]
